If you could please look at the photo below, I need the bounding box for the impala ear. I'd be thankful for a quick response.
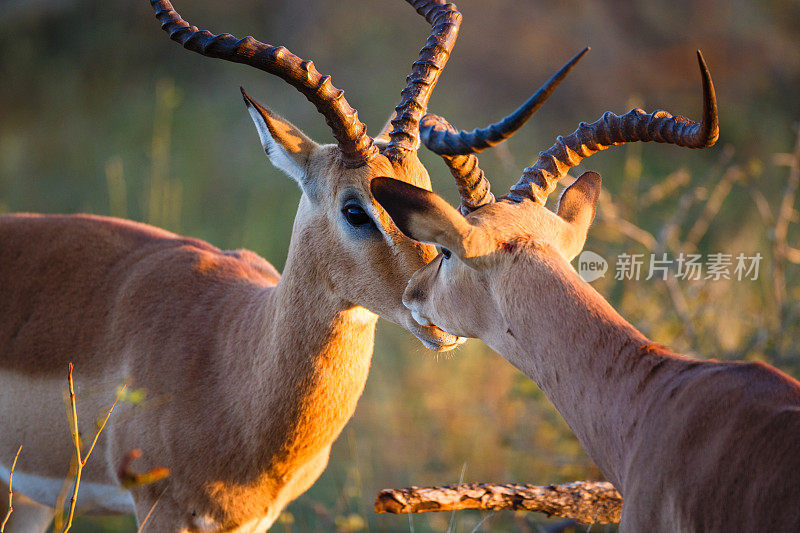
[556,171,602,259]
[371,177,485,260]
[241,88,319,191]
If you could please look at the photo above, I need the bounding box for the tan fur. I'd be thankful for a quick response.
[374,173,800,531]
[0,104,463,531]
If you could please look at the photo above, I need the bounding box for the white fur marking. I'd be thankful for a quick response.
[193,515,219,532]
[348,306,378,324]
[246,106,306,183]
[0,463,135,514]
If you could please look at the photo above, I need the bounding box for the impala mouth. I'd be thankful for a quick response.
[407,318,467,352]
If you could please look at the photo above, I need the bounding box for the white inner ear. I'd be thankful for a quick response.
[247,106,306,183]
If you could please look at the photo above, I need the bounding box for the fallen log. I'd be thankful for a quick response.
[374,481,622,524]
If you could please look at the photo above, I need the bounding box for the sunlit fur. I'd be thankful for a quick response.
[0,99,462,532]
[375,173,800,531]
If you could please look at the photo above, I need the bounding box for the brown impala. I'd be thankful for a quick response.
[0,1,602,531]
[372,53,800,530]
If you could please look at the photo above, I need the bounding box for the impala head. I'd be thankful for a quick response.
[150,0,479,350]
[373,51,719,343]
[240,92,452,348]
[370,172,602,340]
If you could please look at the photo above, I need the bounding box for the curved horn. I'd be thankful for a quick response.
[421,47,590,156]
[420,48,589,213]
[445,152,494,215]
[509,51,719,203]
[419,111,494,213]
[382,0,462,161]
[150,0,376,167]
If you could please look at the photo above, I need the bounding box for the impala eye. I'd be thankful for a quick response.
[439,247,452,259]
[342,203,374,228]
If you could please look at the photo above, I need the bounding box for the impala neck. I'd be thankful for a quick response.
[485,254,681,491]
[218,231,377,480]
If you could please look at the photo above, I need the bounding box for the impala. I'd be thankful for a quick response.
[0,1,595,531]
[372,53,800,531]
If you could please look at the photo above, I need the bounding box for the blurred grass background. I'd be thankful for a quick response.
[1,0,799,531]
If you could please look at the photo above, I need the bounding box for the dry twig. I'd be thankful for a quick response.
[640,169,691,208]
[136,485,169,533]
[684,166,744,251]
[596,190,657,250]
[61,363,125,533]
[598,189,700,344]
[0,445,22,533]
[772,125,800,311]
[374,481,622,524]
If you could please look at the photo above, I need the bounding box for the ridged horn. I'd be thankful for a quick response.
[382,0,462,161]
[420,48,590,213]
[150,0,377,167]
[421,47,590,156]
[509,51,719,204]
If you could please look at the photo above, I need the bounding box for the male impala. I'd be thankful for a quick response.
[0,1,596,531]
[372,54,800,531]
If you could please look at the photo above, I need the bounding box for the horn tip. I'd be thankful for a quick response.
[573,46,590,63]
[694,50,714,93]
[240,86,252,107]
[561,47,590,73]
[694,50,719,148]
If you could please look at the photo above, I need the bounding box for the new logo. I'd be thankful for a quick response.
[577,250,608,282]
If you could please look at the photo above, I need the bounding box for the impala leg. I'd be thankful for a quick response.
[0,480,56,533]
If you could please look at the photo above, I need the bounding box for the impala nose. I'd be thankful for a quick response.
[402,284,424,309]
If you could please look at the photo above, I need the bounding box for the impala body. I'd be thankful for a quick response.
[0,0,482,530]
[372,53,800,530]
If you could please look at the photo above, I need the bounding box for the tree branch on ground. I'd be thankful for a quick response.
[374,481,622,524]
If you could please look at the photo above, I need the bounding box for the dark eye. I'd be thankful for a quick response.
[342,203,373,227]
[439,247,452,259]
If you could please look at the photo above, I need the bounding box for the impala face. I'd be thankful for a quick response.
[243,92,465,351]
[371,50,716,349]
[371,173,602,340]
[151,0,473,353]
